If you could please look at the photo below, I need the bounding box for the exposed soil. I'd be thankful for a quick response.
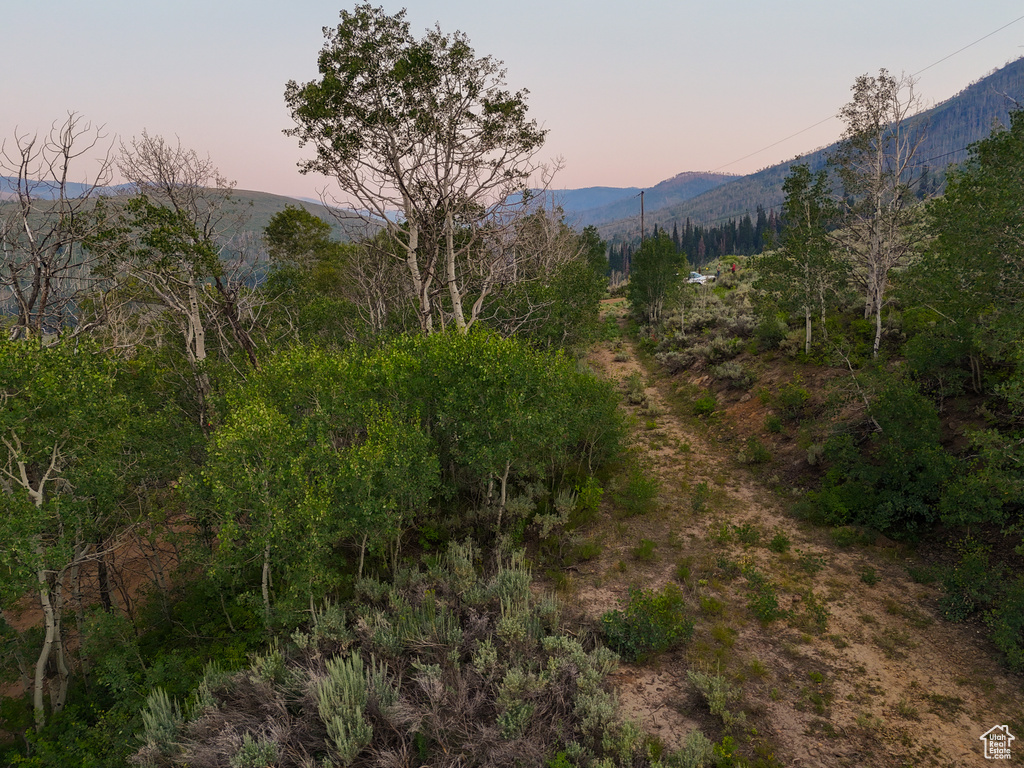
[562,299,1024,767]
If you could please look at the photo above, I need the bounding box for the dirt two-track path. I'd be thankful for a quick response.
[566,301,1023,767]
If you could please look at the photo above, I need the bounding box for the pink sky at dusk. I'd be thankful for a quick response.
[4,1,1023,202]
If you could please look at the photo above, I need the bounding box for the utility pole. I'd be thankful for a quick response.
[640,190,645,243]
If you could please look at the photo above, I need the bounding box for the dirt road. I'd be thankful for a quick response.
[568,303,1023,767]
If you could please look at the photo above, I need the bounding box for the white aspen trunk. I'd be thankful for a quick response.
[71,554,84,640]
[390,534,401,574]
[500,462,510,510]
[805,305,812,355]
[864,264,875,320]
[358,532,368,580]
[185,280,212,406]
[19,450,61,732]
[187,281,206,363]
[820,284,827,339]
[873,297,883,357]
[33,564,56,731]
[400,214,432,334]
[872,271,887,357]
[467,275,495,334]
[261,542,272,629]
[494,461,512,538]
[445,211,467,332]
[219,590,236,633]
[52,577,69,714]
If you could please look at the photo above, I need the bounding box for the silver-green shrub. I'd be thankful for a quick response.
[316,654,372,765]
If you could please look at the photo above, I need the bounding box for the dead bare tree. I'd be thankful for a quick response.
[110,134,262,420]
[0,113,117,341]
[832,70,928,356]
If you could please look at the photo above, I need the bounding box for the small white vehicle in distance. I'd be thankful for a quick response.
[686,271,714,285]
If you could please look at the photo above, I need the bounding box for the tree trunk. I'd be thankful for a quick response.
[98,556,112,612]
[261,542,272,629]
[402,219,433,334]
[51,578,70,715]
[358,533,368,580]
[873,300,883,357]
[187,281,207,364]
[445,211,467,332]
[805,305,812,355]
[33,566,56,731]
[494,461,512,538]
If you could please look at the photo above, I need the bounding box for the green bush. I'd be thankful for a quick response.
[699,596,724,616]
[691,481,711,513]
[744,567,787,623]
[986,575,1024,672]
[693,392,717,417]
[906,564,938,584]
[129,543,649,767]
[796,550,827,575]
[316,654,373,764]
[230,734,279,768]
[632,539,658,562]
[859,567,880,586]
[739,437,771,465]
[687,669,745,731]
[613,465,660,518]
[775,380,810,420]
[732,522,760,546]
[768,531,791,553]
[754,317,788,351]
[570,477,604,529]
[830,526,860,547]
[622,371,648,405]
[601,584,694,663]
[812,381,956,537]
[710,361,753,389]
[140,688,183,760]
[699,335,744,365]
[939,539,1001,622]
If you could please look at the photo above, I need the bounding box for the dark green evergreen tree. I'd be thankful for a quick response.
[626,231,685,325]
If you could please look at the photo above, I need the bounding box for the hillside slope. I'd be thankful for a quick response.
[579,300,1024,767]
[0,186,368,244]
[568,172,736,228]
[598,56,1024,240]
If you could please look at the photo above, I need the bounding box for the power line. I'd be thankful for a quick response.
[912,14,1024,78]
[710,14,1024,174]
[711,116,838,173]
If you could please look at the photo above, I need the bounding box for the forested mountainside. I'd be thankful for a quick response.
[599,55,1024,243]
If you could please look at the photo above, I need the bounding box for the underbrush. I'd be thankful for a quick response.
[133,542,715,768]
[600,583,694,663]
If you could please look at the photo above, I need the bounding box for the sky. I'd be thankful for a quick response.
[4,1,1024,201]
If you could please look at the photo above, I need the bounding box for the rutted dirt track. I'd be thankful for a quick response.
[567,301,1023,767]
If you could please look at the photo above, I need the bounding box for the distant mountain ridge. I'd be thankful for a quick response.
[545,172,735,226]
[0,177,133,201]
[9,57,1022,249]
[593,56,1024,242]
[0,181,365,244]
